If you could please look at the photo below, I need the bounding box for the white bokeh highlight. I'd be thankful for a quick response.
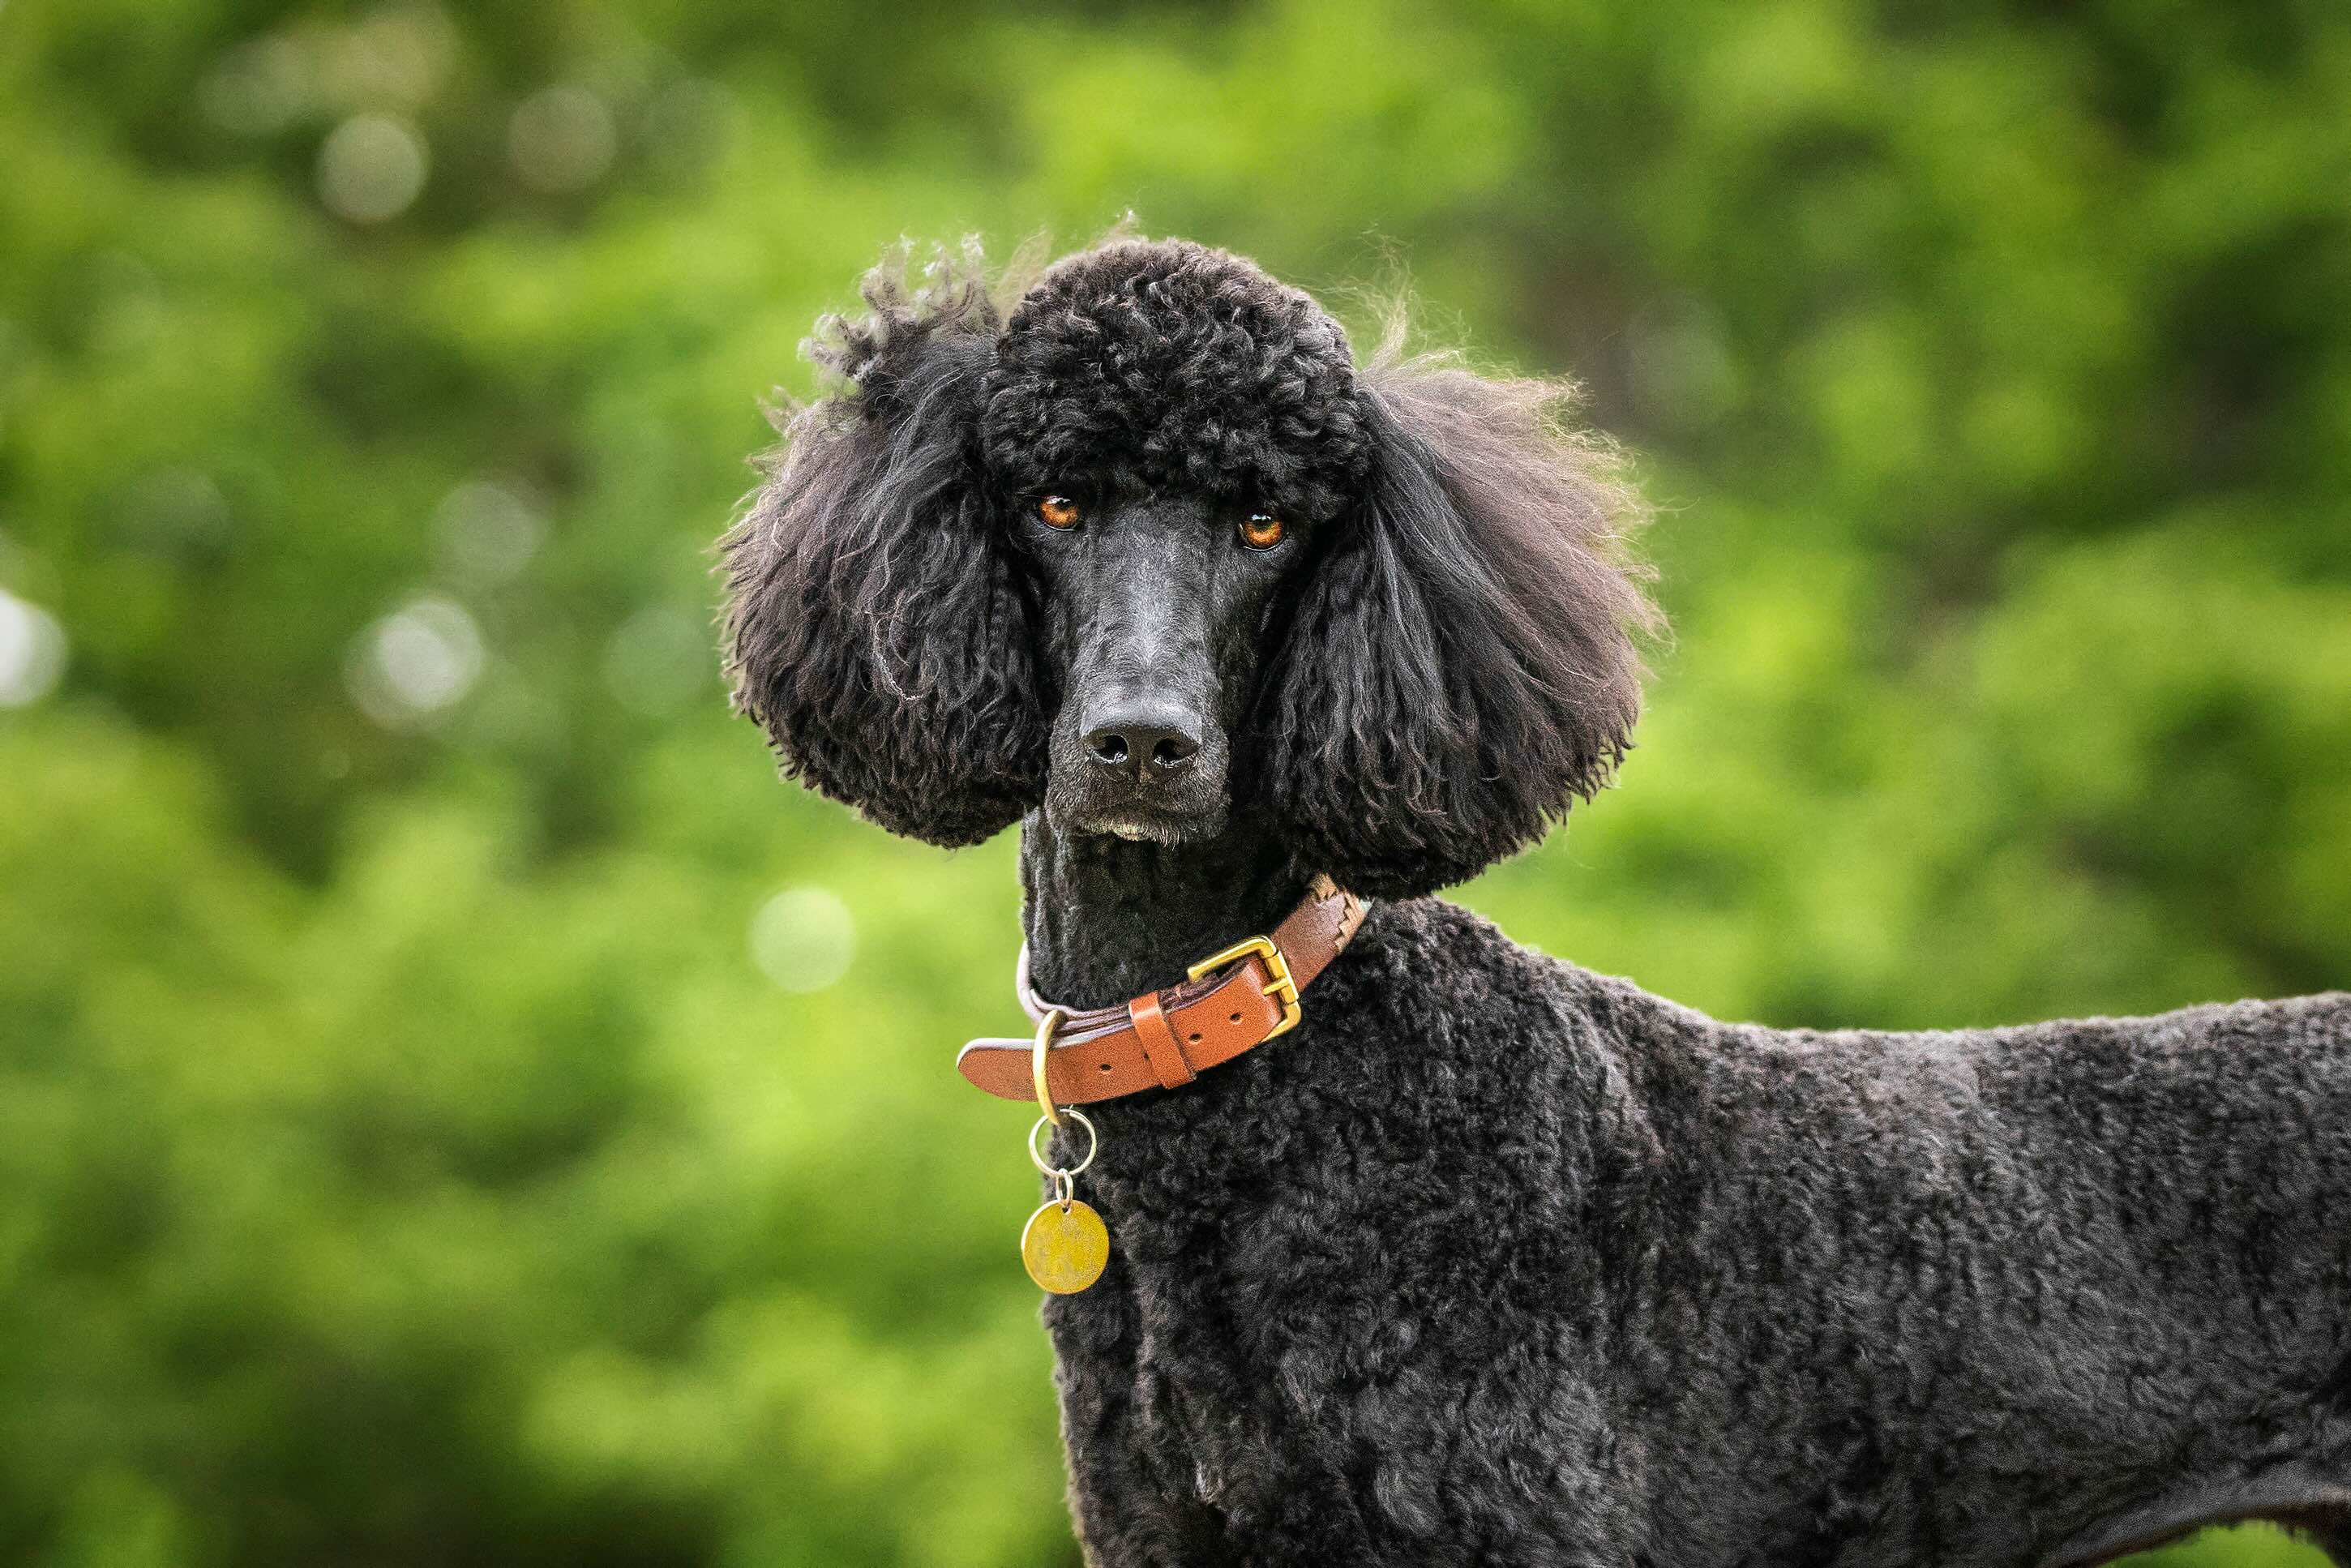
[317,114,429,223]
[347,597,483,729]
[0,588,67,708]
[748,888,856,994]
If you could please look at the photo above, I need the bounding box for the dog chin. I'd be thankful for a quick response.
[1073,812,1220,847]
[1046,764,1229,846]
[1056,795,1227,847]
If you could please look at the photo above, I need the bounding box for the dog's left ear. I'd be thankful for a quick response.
[721,248,1043,846]
[1264,353,1659,898]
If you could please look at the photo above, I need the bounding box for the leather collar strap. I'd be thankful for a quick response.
[956,876,1368,1105]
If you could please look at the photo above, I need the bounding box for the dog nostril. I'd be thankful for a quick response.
[1086,719,1198,778]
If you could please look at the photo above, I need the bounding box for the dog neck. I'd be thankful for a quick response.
[1018,809,1313,1013]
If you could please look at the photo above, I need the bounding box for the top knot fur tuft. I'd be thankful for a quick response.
[983,239,1375,519]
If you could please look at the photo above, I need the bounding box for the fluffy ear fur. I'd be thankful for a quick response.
[1264,348,1659,899]
[721,246,1043,846]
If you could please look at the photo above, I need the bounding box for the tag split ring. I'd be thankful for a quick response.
[1029,1108,1098,1178]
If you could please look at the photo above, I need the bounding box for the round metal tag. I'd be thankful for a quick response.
[1021,1198,1109,1294]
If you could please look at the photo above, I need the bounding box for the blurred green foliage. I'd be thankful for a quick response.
[2,0,2347,1562]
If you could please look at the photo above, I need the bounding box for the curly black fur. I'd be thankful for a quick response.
[723,237,1651,890]
[1266,349,1653,897]
[723,235,2351,1566]
[722,244,1043,845]
[982,239,1373,518]
[1033,890,2351,1568]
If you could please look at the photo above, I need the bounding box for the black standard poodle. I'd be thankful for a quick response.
[719,235,2351,1567]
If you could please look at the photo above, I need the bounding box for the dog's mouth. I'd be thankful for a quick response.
[1063,800,1227,847]
[1051,759,1230,846]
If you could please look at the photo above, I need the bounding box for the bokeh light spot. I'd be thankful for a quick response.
[334,5,452,107]
[317,114,429,223]
[347,597,482,729]
[432,480,543,587]
[200,36,310,135]
[509,86,616,194]
[0,588,67,707]
[749,888,856,993]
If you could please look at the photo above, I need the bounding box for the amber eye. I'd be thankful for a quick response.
[1037,495,1082,529]
[1238,512,1285,551]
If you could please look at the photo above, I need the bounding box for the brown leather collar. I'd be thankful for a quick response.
[957,875,1368,1105]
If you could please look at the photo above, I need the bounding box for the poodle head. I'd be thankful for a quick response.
[722,236,1656,898]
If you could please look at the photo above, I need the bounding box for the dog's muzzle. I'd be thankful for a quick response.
[1055,684,1227,842]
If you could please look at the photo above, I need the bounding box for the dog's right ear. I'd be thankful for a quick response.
[721,247,1043,846]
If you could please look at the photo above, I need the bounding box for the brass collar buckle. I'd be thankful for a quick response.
[1185,935,1303,1039]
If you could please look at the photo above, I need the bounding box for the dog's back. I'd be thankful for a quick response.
[1606,977,2351,1562]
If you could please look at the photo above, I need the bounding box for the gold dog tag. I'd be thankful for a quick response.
[1021,1198,1109,1293]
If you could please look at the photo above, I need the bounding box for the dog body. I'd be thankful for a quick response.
[723,236,2351,1565]
[1046,890,2351,1566]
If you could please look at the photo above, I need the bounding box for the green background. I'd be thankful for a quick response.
[3,0,2348,1562]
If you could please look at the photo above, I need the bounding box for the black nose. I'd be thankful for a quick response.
[1085,716,1201,782]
